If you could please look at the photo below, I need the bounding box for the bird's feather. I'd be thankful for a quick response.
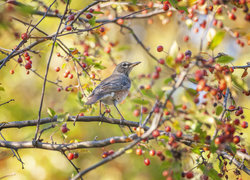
[85,74,131,105]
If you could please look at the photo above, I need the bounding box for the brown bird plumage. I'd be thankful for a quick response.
[86,61,141,119]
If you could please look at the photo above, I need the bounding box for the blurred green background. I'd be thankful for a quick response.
[0,0,249,179]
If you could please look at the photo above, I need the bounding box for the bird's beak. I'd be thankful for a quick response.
[129,61,141,68]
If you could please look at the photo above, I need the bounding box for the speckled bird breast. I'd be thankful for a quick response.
[100,90,129,105]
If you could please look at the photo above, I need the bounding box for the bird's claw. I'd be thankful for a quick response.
[99,112,106,118]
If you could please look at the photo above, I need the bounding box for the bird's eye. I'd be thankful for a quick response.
[122,63,128,68]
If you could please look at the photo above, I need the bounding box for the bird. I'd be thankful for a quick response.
[85,61,141,120]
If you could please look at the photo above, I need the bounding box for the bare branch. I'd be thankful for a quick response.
[0,99,14,107]
[34,1,70,142]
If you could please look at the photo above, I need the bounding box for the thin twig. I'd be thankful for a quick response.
[0,99,14,107]
[34,0,70,142]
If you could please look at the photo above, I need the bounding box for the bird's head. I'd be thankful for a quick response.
[113,61,141,76]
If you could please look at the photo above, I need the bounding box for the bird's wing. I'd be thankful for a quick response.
[85,74,130,105]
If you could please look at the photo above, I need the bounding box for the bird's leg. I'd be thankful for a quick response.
[99,101,105,117]
[113,102,125,124]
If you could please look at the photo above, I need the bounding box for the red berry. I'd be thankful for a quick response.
[158,59,165,64]
[241,121,248,128]
[55,67,60,72]
[228,105,235,110]
[186,171,194,179]
[73,152,79,159]
[234,119,240,125]
[136,148,142,155]
[90,73,95,79]
[165,126,171,132]
[99,27,105,32]
[152,129,160,138]
[68,14,75,21]
[17,56,23,63]
[215,137,221,145]
[157,45,164,52]
[79,112,84,116]
[149,149,155,156]
[233,136,240,144]
[142,107,148,114]
[184,35,189,42]
[163,4,169,11]
[165,111,170,116]
[156,66,161,73]
[116,19,124,25]
[110,138,115,144]
[61,125,69,133]
[154,107,160,113]
[229,13,236,20]
[108,150,114,155]
[86,13,93,19]
[184,125,190,130]
[197,79,206,91]
[81,63,87,68]
[104,46,111,53]
[176,130,182,138]
[144,158,150,166]
[21,33,29,40]
[102,151,108,158]
[152,72,159,79]
[66,26,72,31]
[133,109,140,117]
[25,56,30,61]
[69,74,73,79]
[67,153,74,160]
[10,69,14,74]
[25,62,32,70]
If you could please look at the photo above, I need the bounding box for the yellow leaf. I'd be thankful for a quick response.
[125,149,133,154]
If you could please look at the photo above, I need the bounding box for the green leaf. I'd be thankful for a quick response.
[164,77,173,85]
[188,78,197,84]
[131,98,149,105]
[77,92,84,106]
[47,107,56,118]
[194,122,202,133]
[117,45,130,51]
[216,55,234,64]
[141,89,155,98]
[199,164,220,180]
[158,135,169,141]
[89,16,96,26]
[186,88,197,96]
[231,75,248,91]
[156,90,165,100]
[230,143,237,154]
[169,41,179,59]
[131,0,137,5]
[0,86,4,91]
[177,6,188,13]
[210,141,217,153]
[168,0,178,6]
[165,150,172,157]
[17,3,35,14]
[215,106,223,115]
[166,56,174,68]
[208,31,225,50]
[92,11,104,14]
[192,146,201,155]
[57,112,69,122]
[94,63,106,70]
